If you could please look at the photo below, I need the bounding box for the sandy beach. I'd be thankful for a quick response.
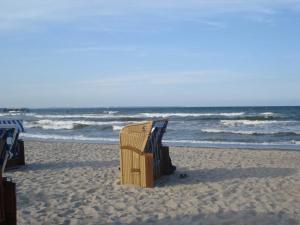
[5,141,300,225]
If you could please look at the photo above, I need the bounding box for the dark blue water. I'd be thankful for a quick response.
[1,106,300,150]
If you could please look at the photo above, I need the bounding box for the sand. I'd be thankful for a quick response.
[5,141,300,225]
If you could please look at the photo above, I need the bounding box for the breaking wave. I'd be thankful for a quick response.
[220,120,295,126]
[21,133,118,142]
[19,112,250,119]
[5,107,300,150]
[201,128,300,136]
[139,112,246,118]
[165,139,300,146]
[24,120,129,130]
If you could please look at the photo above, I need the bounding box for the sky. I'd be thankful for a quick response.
[0,0,300,108]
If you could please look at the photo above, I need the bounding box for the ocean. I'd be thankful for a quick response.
[1,106,300,150]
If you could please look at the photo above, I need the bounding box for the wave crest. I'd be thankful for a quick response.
[220,120,293,126]
[24,120,128,130]
[20,133,118,142]
[201,128,300,136]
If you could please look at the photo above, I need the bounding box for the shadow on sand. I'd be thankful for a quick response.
[109,210,299,225]
[157,167,297,186]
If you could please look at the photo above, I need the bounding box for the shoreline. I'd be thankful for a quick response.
[22,138,300,152]
[6,140,300,224]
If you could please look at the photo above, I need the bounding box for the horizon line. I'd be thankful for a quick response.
[1,105,300,110]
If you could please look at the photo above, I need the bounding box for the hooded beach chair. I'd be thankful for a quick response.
[0,119,25,171]
[119,119,175,188]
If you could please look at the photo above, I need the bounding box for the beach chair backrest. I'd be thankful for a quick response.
[146,120,168,178]
[120,121,153,152]
[146,120,168,151]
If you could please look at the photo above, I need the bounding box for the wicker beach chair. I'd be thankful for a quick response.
[0,120,25,171]
[119,120,175,188]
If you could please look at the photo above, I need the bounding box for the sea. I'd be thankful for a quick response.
[1,106,300,150]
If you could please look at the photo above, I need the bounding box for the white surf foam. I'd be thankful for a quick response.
[103,111,119,114]
[201,128,255,135]
[25,112,246,119]
[113,125,124,131]
[20,133,118,142]
[201,128,300,135]
[260,112,277,116]
[220,120,293,126]
[165,139,300,146]
[27,114,119,119]
[25,120,76,130]
[24,119,146,130]
[140,112,245,118]
[0,112,23,117]
[24,120,129,130]
[27,113,149,119]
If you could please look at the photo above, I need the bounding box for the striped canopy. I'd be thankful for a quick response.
[0,119,24,132]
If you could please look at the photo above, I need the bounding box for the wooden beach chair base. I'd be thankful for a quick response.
[120,148,154,188]
[6,139,25,171]
[120,146,175,188]
[0,178,16,225]
[0,178,5,224]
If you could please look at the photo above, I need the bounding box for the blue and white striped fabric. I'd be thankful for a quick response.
[0,128,11,172]
[0,119,24,132]
[146,120,168,178]
[0,119,25,173]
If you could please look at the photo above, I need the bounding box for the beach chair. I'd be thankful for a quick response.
[0,120,25,171]
[119,120,175,188]
[0,129,17,225]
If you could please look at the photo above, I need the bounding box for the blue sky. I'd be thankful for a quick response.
[0,0,300,107]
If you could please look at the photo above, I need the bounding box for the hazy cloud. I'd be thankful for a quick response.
[78,70,235,89]
[1,0,300,31]
[55,46,137,53]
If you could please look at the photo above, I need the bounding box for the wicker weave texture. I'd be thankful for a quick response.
[119,122,154,187]
[119,120,169,188]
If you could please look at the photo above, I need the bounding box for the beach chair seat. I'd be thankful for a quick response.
[0,120,25,171]
[119,119,175,188]
[0,178,16,225]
